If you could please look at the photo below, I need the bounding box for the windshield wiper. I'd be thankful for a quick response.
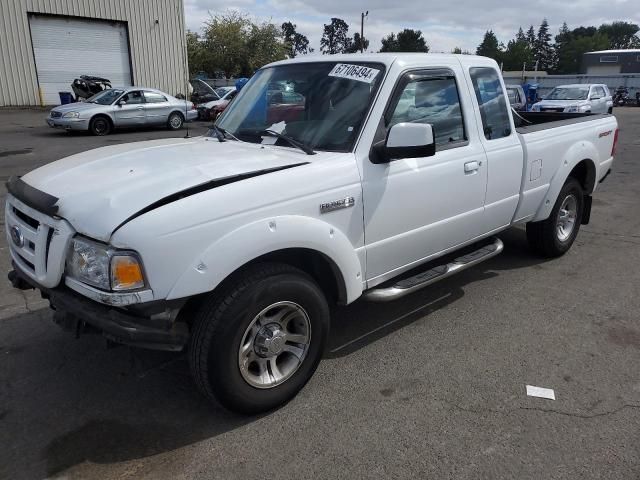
[262,129,315,155]
[210,124,241,143]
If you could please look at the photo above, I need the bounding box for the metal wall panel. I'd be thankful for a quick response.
[0,0,188,106]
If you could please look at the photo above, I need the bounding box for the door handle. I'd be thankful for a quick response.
[464,161,480,173]
[137,106,144,110]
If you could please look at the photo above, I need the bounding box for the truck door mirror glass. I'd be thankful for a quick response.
[371,123,435,163]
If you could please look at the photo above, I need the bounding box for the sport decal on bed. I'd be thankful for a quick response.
[328,64,380,84]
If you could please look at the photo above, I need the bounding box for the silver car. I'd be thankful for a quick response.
[46,87,198,136]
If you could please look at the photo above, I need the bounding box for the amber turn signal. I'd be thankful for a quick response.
[111,255,145,290]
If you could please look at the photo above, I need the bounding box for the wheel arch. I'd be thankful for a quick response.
[533,149,598,223]
[89,113,114,130]
[166,216,364,305]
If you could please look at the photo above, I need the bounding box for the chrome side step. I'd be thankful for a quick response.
[364,237,504,302]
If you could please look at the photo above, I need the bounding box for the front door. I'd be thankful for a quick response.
[362,67,488,284]
[114,90,146,126]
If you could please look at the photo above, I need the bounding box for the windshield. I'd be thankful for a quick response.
[215,87,234,98]
[86,89,125,105]
[217,62,385,152]
[546,87,589,101]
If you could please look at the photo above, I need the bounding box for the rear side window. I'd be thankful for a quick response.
[144,92,168,103]
[469,67,511,140]
[387,73,466,147]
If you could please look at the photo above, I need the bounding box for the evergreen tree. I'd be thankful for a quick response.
[380,29,429,52]
[526,25,536,50]
[476,30,503,62]
[534,19,555,71]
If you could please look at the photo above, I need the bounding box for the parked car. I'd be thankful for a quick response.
[8,54,617,414]
[531,84,613,114]
[505,84,526,111]
[46,87,198,135]
[197,87,238,119]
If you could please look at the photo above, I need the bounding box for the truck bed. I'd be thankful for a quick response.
[514,111,607,134]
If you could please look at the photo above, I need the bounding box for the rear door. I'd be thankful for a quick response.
[114,90,146,126]
[143,91,171,124]
[467,66,524,232]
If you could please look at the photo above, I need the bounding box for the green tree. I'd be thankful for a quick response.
[320,18,352,54]
[188,11,287,78]
[281,22,312,58]
[476,30,502,62]
[345,33,369,53]
[534,19,555,71]
[598,21,640,49]
[246,21,288,73]
[502,31,533,71]
[554,24,609,74]
[380,29,429,52]
[526,25,536,50]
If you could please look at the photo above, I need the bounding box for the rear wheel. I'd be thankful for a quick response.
[526,177,584,257]
[167,112,184,130]
[89,115,111,136]
[189,263,329,414]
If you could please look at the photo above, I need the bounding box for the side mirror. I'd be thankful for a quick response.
[117,100,125,107]
[371,123,435,164]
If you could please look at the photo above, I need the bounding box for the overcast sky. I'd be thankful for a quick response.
[184,0,640,53]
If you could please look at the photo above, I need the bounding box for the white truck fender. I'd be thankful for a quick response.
[166,215,364,303]
[532,141,598,222]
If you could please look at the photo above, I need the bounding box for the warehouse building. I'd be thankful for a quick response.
[0,0,188,106]
[581,49,640,75]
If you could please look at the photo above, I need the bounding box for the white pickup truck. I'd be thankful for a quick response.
[6,54,618,413]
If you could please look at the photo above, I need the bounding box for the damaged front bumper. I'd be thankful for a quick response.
[9,267,189,351]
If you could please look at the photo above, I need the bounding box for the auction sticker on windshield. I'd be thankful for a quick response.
[329,64,380,84]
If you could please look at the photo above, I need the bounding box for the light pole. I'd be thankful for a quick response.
[360,11,368,53]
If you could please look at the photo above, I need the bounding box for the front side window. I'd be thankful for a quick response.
[469,67,511,140]
[217,62,384,152]
[595,86,606,97]
[144,92,167,103]
[387,72,466,147]
[121,91,144,104]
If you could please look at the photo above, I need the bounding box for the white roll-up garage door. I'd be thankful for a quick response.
[29,15,132,105]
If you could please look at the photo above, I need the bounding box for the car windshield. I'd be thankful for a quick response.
[215,87,233,98]
[86,89,125,105]
[546,87,589,101]
[216,62,385,152]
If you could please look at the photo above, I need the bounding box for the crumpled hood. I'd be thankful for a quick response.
[21,137,313,241]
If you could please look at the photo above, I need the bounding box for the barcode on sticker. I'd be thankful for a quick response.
[328,64,380,84]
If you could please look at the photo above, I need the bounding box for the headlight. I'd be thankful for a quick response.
[531,105,540,112]
[66,237,146,291]
[62,111,80,118]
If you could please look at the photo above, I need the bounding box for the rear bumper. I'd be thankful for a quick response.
[46,117,89,131]
[186,110,198,122]
[9,267,189,351]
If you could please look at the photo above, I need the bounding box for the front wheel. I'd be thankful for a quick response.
[89,115,111,136]
[189,263,329,414]
[526,177,584,257]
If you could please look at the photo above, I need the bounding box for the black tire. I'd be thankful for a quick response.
[189,263,330,414]
[607,107,613,114]
[526,177,584,258]
[89,115,111,136]
[167,112,184,130]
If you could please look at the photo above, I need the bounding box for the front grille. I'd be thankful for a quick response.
[51,111,62,118]
[5,195,73,288]
[541,108,564,113]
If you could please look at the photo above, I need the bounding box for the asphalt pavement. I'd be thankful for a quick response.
[0,109,639,479]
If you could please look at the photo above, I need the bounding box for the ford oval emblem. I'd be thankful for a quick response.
[10,225,24,248]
